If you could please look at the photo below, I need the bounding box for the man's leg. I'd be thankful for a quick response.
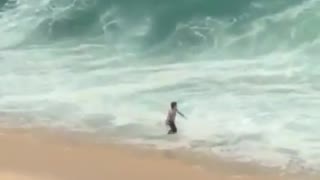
[168,121,177,134]
[171,122,177,134]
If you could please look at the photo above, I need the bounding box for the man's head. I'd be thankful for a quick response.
[170,101,177,110]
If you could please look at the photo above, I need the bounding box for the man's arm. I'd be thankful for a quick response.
[165,111,170,124]
[177,110,186,119]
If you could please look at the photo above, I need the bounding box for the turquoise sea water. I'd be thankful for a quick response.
[1,0,320,171]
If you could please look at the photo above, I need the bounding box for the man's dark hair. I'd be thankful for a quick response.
[171,101,177,109]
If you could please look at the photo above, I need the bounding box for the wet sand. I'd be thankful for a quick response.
[0,128,318,180]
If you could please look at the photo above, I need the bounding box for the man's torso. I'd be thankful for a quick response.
[167,109,177,122]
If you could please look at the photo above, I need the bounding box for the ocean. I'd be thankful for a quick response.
[1,0,320,172]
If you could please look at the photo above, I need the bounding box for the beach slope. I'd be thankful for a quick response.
[0,128,317,180]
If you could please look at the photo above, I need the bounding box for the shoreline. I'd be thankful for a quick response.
[0,127,319,180]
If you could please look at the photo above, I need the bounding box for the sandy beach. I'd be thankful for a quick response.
[0,128,318,180]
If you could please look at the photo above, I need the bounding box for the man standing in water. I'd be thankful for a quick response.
[165,101,186,134]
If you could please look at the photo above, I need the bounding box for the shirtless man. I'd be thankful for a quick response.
[165,101,186,134]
